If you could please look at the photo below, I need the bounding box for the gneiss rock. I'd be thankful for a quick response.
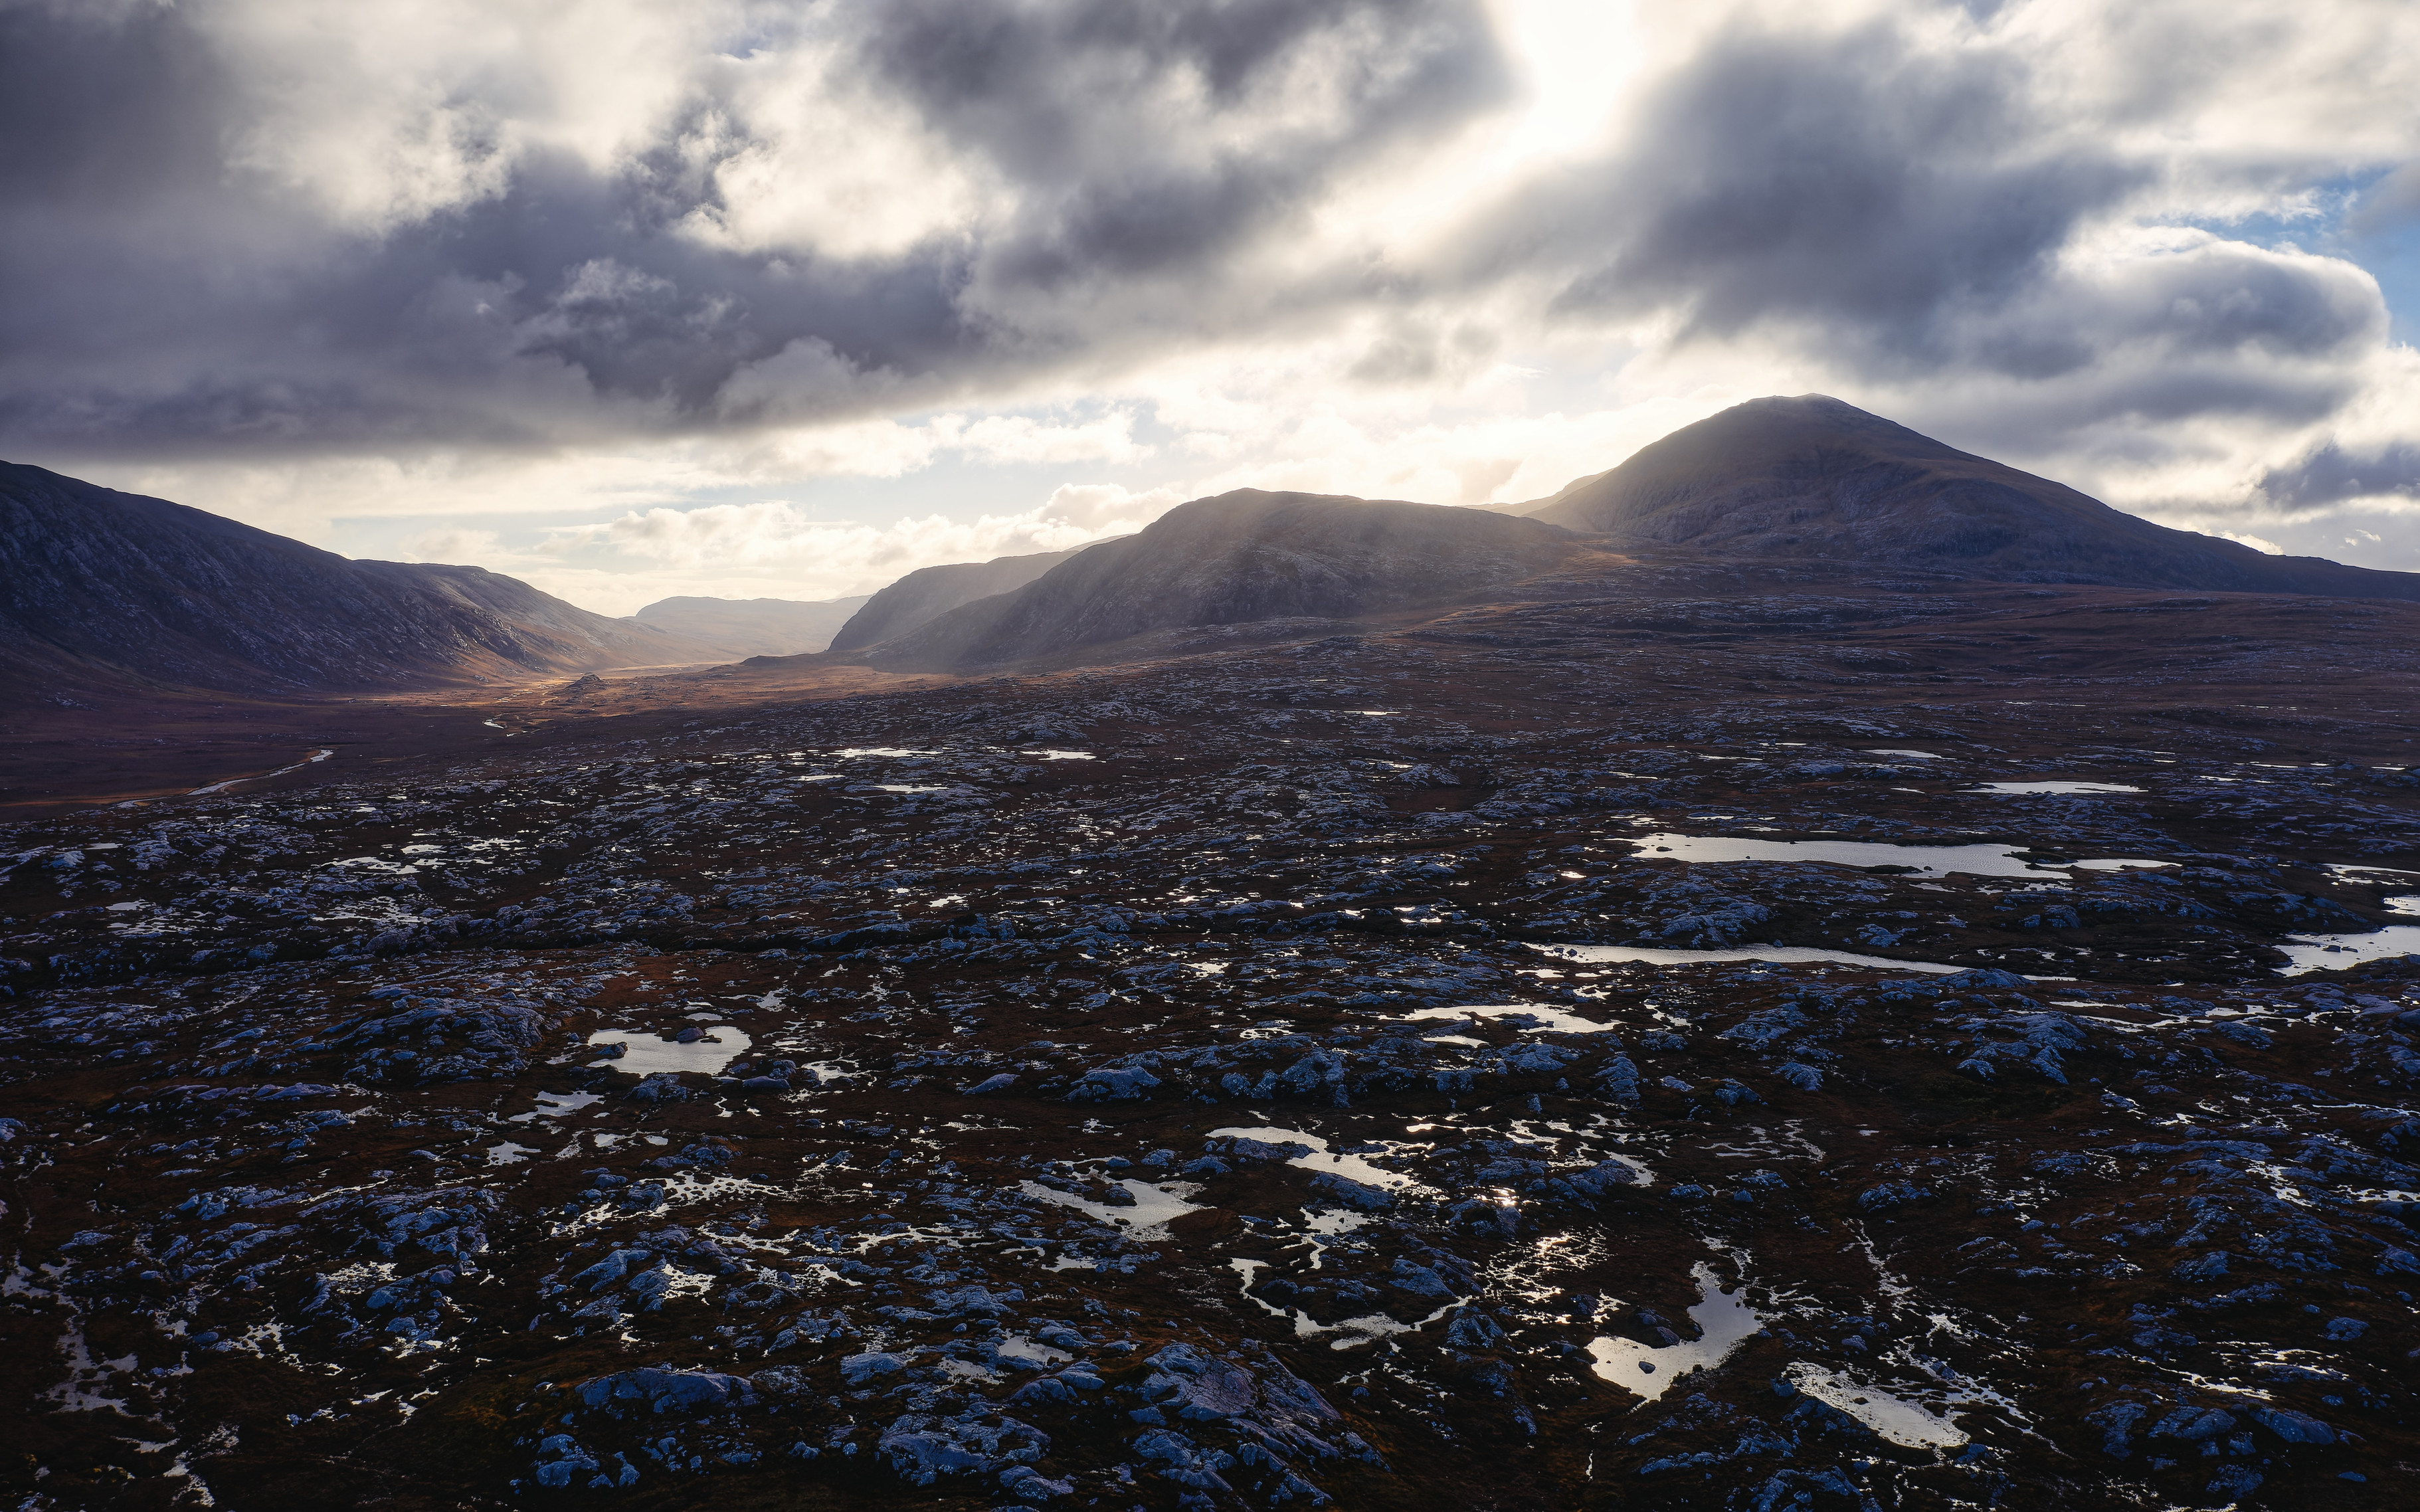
[577,1366,757,1416]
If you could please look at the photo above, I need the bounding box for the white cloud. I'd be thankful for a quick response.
[1038,482,1187,529]
[203,0,728,231]
[512,480,1187,614]
[404,525,504,563]
[675,39,1002,264]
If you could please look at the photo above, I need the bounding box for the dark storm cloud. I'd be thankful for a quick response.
[1528,21,2144,356]
[0,0,2409,484]
[0,3,227,207]
[0,126,969,452]
[856,0,1504,291]
[0,0,1504,456]
[1423,9,2406,444]
[2258,440,2420,510]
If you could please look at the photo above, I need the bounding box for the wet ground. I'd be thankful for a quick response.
[4,569,2419,1509]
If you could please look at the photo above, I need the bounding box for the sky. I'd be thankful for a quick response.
[3,0,2418,616]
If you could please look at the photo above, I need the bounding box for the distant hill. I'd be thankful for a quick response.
[827,545,1091,652]
[632,595,870,658]
[0,460,727,696]
[853,490,1582,671]
[1523,395,2420,599]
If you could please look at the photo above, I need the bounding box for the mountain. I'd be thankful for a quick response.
[632,595,871,658]
[826,545,1091,652]
[1523,395,2420,599]
[851,490,1582,671]
[0,460,728,695]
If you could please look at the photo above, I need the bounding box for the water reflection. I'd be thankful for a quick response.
[2277,924,2420,975]
[1622,832,2164,877]
[1588,1262,1766,1403]
[1782,1363,1969,1448]
[585,1025,752,1076]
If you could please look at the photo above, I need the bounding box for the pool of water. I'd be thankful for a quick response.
[1403,1004,1622,1036]
[586,1026,752,1077]
[992,1333,1073,1369]
[1228,1257,1444,1348]
[1588,1262,1766,1403]
[1781,1363,1969,1448]
[1972,781,2142,795]
[510,1091,602,1123]
[1621,832,2166,878]
[1018,1179,1204,1231]
[1542,943,1970,974]
[2277,924,2420,975]
[2327,863,2420,886]
[1208,1125,1420,1192]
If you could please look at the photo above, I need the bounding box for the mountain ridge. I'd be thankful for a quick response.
[849,489,1585,672]
[0,460,728,696]
[13,395,2418,700]
[1523,395,2420,599]
[828,545,1094,652]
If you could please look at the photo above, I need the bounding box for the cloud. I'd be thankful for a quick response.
[553,490,1173,576]
[405,525,504,563]
[1037,482,1188,528]
[2349,161,2420,236]
[2257,438,2420,510]
[0,0,1506,456]
[3,0,2419,592]
[1511,15,2144,353]
[506,480,1190,613]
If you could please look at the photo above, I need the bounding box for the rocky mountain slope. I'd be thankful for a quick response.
[852,490,1584,671]
[1525,395,2420,598]
[0,461,727,694]
[632,595,870,658]
[827,545,1090,652]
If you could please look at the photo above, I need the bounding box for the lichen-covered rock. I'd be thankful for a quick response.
[1309,1171,1392,1210]
[1854,1182,1932,1213]
[1070,1063,1162,1101]
[879,1408,1048,1486]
